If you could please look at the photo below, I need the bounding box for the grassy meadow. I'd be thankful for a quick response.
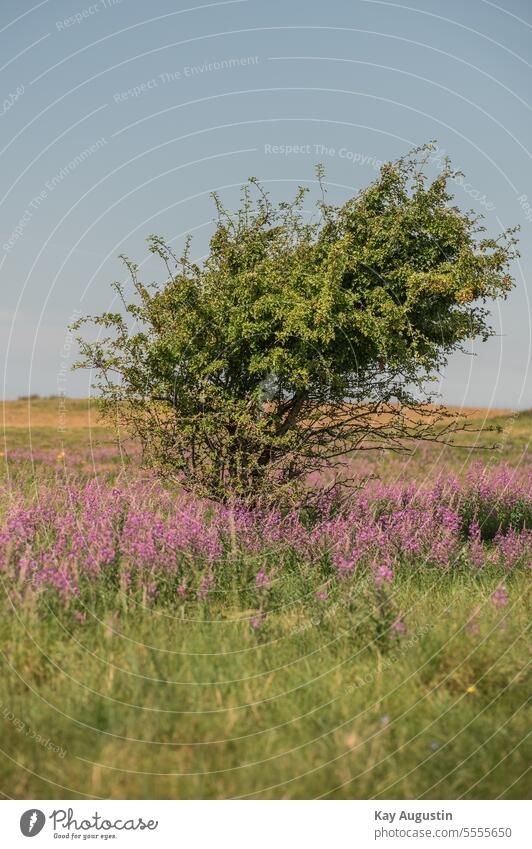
[0,398,530,799]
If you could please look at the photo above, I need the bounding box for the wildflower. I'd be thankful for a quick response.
[466,618,480,635]
[335,555,357,577]
[380,714,390,726]
[494,527,531,570]
[56,450,65,462]
[491,586,509,608]
[197,573,216,601]
[250,612,264,630]
[374,563,393,587]
[391,620,406,635]
[468,520,485,569]
[430,741,439,750]
[255,569,270,589]
[315,588,328,601]
[466,685,477,695]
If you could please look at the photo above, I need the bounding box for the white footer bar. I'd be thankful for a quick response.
[3,799,528,848]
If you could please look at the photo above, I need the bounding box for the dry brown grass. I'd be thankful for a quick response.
[2,397,102,429]
[429,405,515,420]
[2,397,514,431]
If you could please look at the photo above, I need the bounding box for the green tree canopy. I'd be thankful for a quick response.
[74,145,518,504]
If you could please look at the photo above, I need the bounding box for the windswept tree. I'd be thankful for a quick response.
[73,146,518,504]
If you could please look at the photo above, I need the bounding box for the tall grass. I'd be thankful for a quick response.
[0,404,530,799]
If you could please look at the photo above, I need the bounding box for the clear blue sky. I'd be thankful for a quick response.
[1,0,531,408]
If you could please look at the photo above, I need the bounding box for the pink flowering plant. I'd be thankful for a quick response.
[1,460,529,639]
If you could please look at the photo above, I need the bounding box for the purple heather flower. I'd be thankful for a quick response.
[491,586,509,608]
[469,520,485,569]
[197,573,216,601]
[334,555,357,577]
[250,612,264,630]
[1,458,529,613]
[255,569,270,589]
[375,563,394,587]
